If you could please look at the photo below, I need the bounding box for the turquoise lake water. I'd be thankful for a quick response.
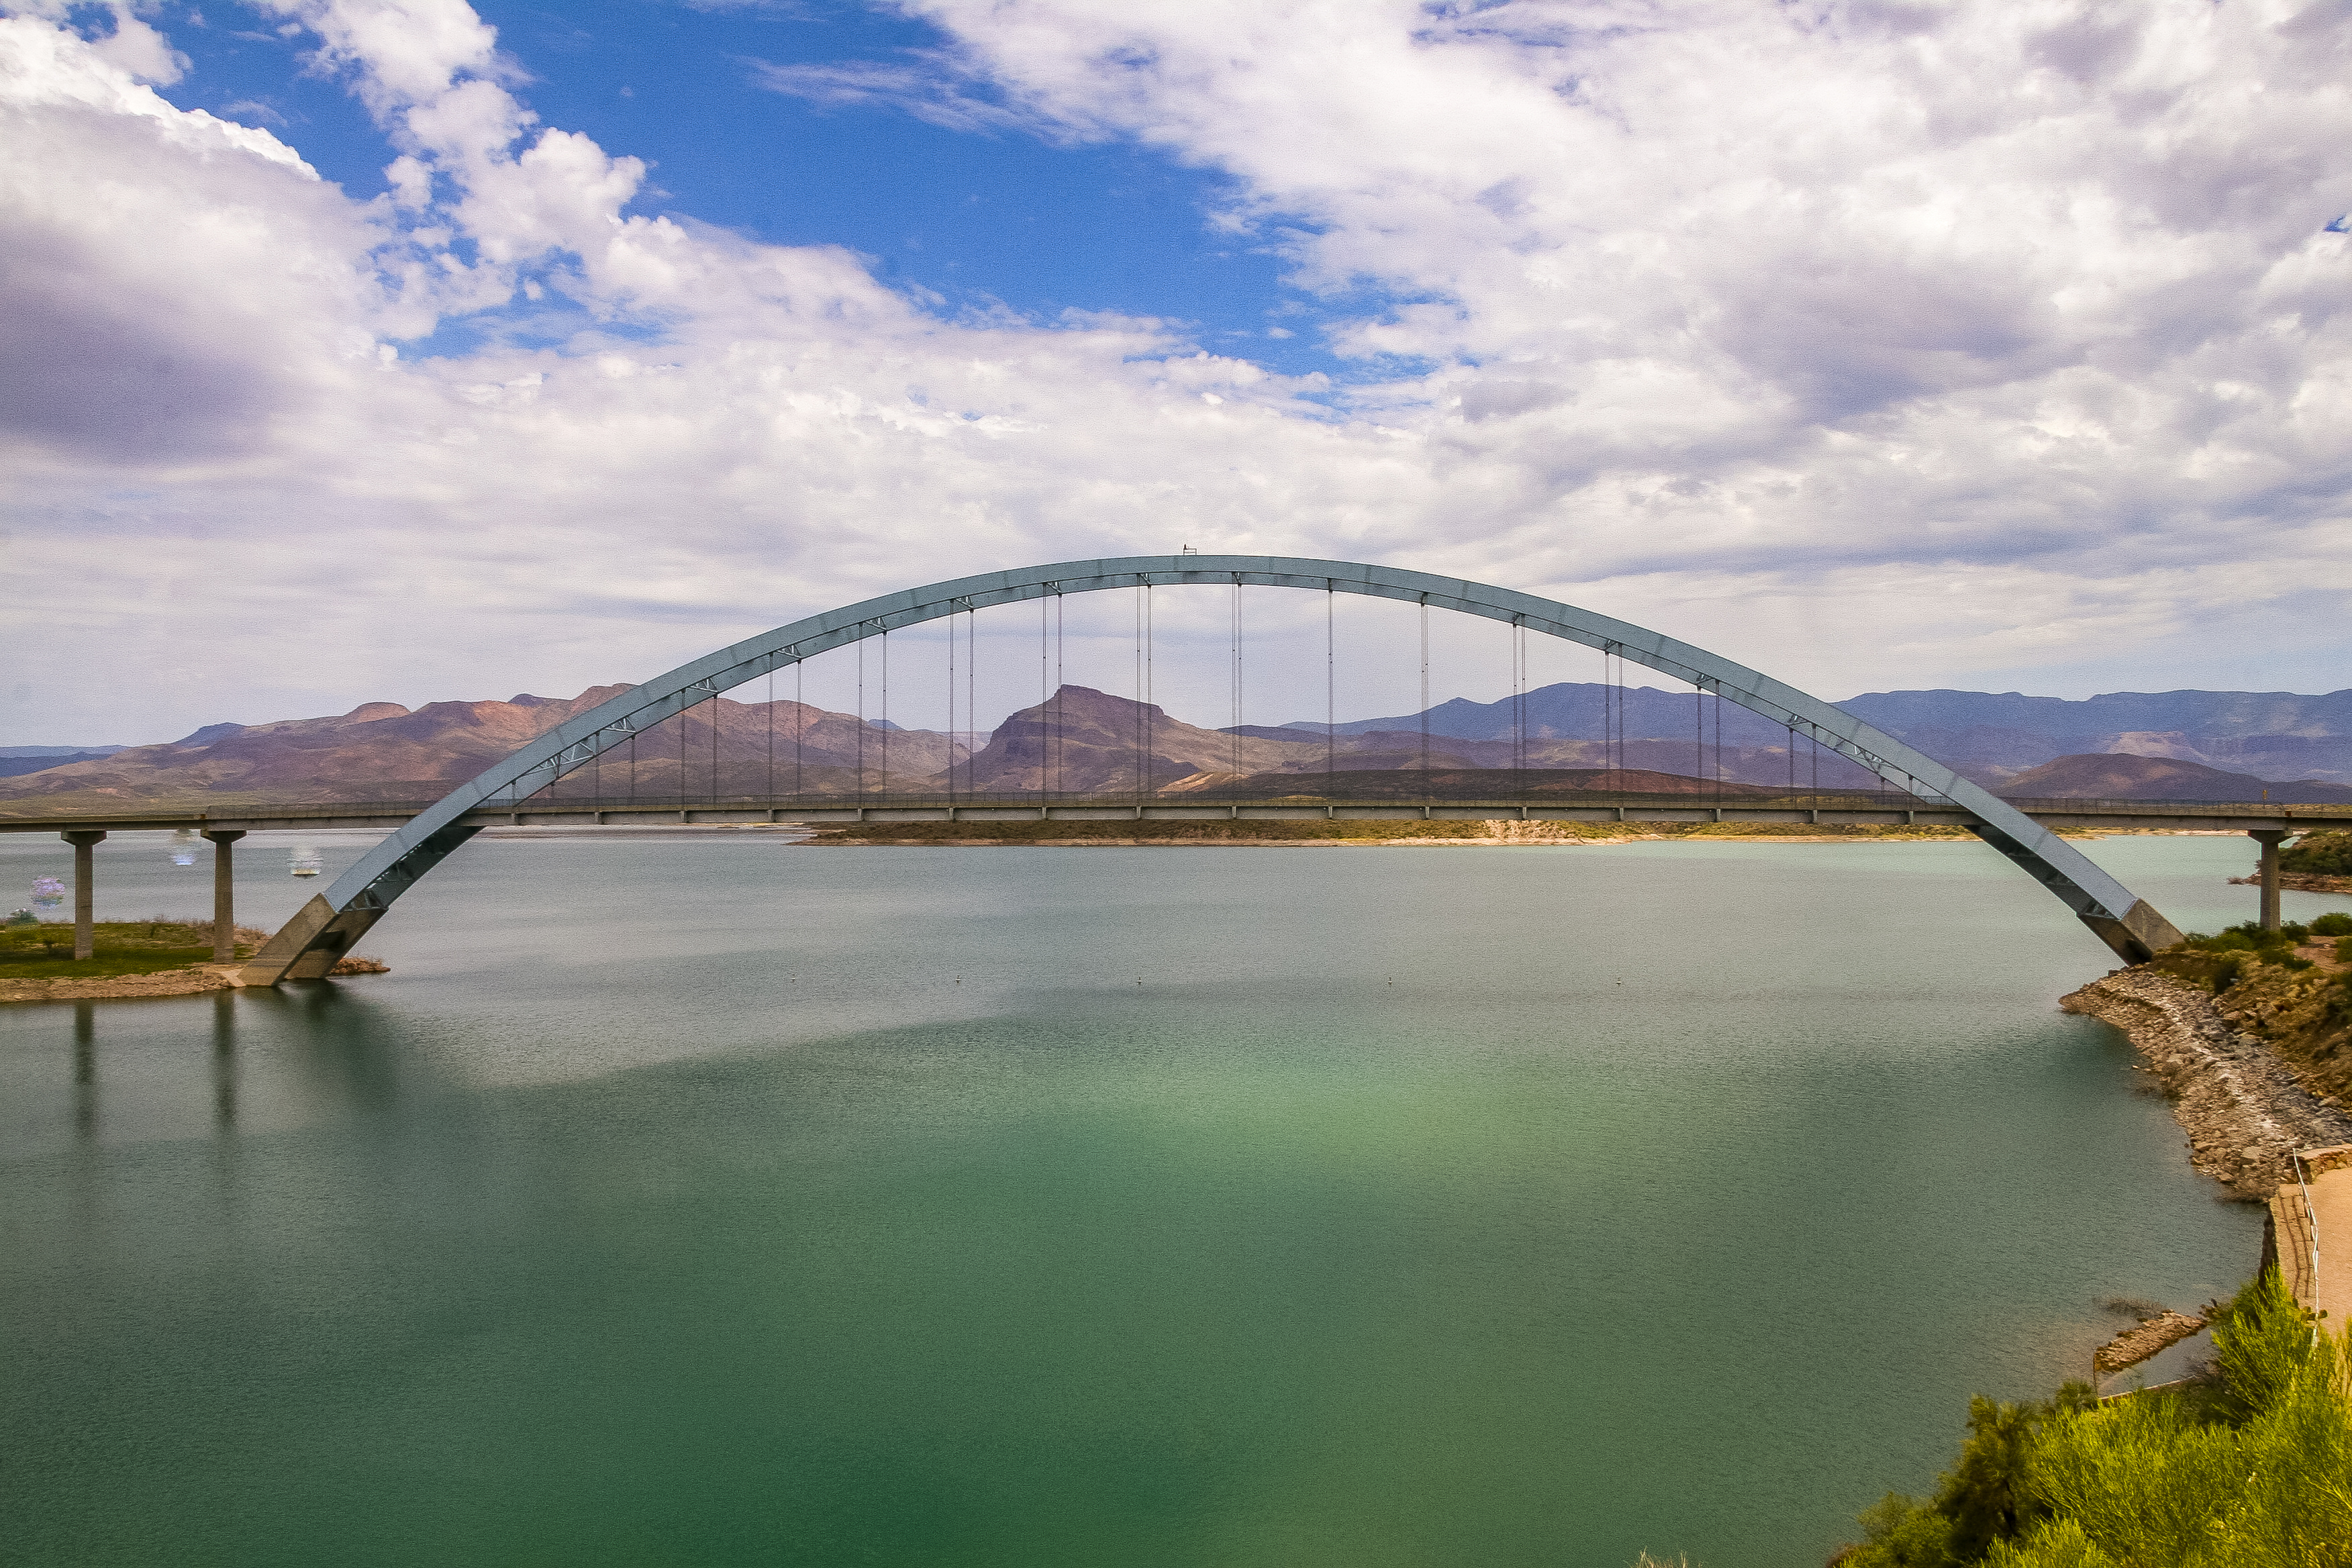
[5,830,2338,1566]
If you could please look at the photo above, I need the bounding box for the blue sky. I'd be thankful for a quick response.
[158,0,1372,379]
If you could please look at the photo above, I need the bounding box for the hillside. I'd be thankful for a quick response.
[962,688,1822,795]
[1282,681,2352,788]
[0,688,965,811]
[1996,752,2352,803]
[1842,687,2352,785]
[12,679,2349,812]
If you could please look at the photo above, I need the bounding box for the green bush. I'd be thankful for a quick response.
[2161,921,2325,985]
[2309,912,2352,937]
[2282,831,2352,876]
[1836,1273,2347,1568]
[2155,947,2247,992]
[1988,1279,2348,1567]
[1846,1493,1958,1567]
[1836,1385,2096,1567]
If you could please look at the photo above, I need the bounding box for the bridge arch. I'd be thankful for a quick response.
[245,555,2182,980]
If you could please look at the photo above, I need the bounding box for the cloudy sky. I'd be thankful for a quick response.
[5,0,2351,744]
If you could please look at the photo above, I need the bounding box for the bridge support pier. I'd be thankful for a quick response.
[2250,830,2287,932]
[202,830,245,962]
[61,830,104,961]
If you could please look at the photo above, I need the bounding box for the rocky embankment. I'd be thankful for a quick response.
[2061,968,2352,1198]
[2092,1308,2208,1375]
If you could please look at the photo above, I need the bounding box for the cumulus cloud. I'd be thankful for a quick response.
[4,0,2351,742]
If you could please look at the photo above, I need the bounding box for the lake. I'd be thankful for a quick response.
[4,830,2331,1566]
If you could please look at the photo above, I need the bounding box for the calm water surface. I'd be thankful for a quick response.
[6,831,2337,1566]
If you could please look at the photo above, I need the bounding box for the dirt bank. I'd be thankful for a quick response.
[2061,968,2352,1199]
[0,954,388,1004]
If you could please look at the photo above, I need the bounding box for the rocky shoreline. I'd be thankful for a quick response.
[2230,870,2352,895]
[2061,967,2352,1199]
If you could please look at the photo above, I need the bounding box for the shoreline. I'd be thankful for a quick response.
[0,955,387,1005]
[798,820,2037,848]
[2231,870,2352,895]
[2059,967,2352,1199]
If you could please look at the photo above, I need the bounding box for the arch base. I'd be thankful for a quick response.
[2081,900,2187,967]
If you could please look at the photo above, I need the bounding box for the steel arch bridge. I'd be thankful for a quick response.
[242,555,2184,982]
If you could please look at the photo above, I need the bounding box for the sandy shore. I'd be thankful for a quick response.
[2061,968,2352,1199]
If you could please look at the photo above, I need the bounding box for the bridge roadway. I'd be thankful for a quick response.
[11,793,2338,970]
[5,793,2348,835]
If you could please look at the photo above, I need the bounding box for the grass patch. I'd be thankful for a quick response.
[0,918,254,979]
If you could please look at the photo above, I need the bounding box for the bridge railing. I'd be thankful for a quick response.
[1996,795,2352,816]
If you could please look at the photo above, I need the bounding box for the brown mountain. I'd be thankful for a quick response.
[957,685,1332,794]
[0,681,1898,815]
[1996,752,2352,803]
[0,688,963,810]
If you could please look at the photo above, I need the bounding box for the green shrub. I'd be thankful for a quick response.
[2282,831,2352,876]
[2161,921,2329,985]
[1838,1274,2349,1568]
[2155,945,2248,992]
[2309,912,2352,937]
[1836,1384,2097,1566]
[2209,1269,2309,1421]
[1969,1272,2349,1568]
[1844,1493,1959,1567]
[2336,936,2352,965]
[1981,1516,2112,1567]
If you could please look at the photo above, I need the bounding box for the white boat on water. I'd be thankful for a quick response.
[290,844,323,877]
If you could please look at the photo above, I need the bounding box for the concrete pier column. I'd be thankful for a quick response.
[61,830,105,961]
[201,830,246,962]
[2250,830,2287,932]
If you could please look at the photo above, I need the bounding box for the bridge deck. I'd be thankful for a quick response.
[4,795,2348,835]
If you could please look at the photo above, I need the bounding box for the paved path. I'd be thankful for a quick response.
[2277,1145,2352,1330]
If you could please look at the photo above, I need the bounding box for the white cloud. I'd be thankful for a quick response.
[742,54,1042,136]
[5,0,2352,744]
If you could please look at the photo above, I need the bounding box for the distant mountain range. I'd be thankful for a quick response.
[1281,683,2352,791]
[1998,754,2352,804]
[5,682,2349,810]
[0,744,129,779]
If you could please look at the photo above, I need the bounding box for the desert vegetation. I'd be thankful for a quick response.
[1818,1271,2346,1568]
[2143,917,2352,1101]
[0,917,262,979]
[2283,832,2352,878]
